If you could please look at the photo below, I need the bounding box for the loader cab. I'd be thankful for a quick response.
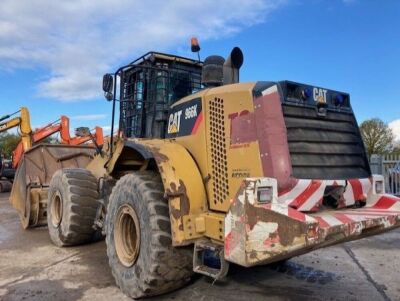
[103,52,202,139]
[0,158,15,180]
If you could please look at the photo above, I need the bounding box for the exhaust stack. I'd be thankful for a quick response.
[223,47,244,85]
[201,47,244,87]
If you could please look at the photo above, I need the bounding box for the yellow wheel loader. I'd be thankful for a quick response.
[45,48,400,298]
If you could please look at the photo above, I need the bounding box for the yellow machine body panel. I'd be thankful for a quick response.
[103,138,209,245]
[166,82,263,212]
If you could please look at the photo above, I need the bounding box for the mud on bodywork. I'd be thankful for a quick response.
[117,139,207,246]
[225,178,319,267]
[225,177,400,267]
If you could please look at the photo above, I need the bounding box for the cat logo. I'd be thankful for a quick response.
[313,87,327,103]
[167,110,182,134]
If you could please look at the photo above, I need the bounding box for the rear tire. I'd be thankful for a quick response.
[0,181,11,193]
[105,172,193,299]
[47,168,99,247]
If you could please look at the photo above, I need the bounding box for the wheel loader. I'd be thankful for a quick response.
[44,47,400,299]
[4,109,103,228]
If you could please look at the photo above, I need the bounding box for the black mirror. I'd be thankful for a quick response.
[102,74,113,92]
[102,74,114,101]
[75,127,91,137]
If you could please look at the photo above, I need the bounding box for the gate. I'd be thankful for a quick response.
[370,154,400,196]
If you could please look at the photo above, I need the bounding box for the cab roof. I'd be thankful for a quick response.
[129,51,202,67]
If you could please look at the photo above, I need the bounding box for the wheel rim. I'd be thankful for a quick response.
[51,193,62,227]
[114,204,141,267]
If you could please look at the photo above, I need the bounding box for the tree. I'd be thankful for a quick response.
[359,118,394,155]
[0,133,21,158]
[392,143,400,155]
[0,133,60,159]
[35,136,59,144]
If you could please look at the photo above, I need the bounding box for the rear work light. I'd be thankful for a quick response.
[334,94,344,106]
[257,186,273,203]
[375,180,384,194]
[301,88,312,100]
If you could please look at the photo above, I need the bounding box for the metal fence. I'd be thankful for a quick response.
[370,154,400,195]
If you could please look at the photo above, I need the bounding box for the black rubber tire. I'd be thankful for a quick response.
[47,168,99,247]
[105,172,193,299]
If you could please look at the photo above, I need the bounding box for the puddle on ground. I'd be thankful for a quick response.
[0,224,12,244]
[268,261,341,285]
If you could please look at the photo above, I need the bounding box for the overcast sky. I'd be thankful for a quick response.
[0,0,399,139]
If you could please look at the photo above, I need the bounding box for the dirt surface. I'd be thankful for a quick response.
[1,192,399,301]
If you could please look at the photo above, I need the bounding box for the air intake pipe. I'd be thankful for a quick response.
[223,47,244,85]
[201,55,225,87]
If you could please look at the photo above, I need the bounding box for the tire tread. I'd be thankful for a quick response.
[105,171,193,298]
[47,168,99,247]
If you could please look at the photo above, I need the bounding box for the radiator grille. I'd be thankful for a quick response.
[209,97,229,204]
[282,104,371,179]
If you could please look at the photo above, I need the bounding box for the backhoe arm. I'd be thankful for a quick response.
[12,115,71,168]
[0,107,32,151]
[69,126,104,146]
[0,117,21,132]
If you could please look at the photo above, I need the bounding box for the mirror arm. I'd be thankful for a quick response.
[110,73,117,157]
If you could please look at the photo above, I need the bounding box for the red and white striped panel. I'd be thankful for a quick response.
[366,193,400,210]
[267,203,317,224]
[278,178,372,212]
[311,194,400,231]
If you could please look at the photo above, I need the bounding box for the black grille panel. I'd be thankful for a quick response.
[283,104,371,179]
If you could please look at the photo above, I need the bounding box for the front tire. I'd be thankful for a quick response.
[105,172,193,299]
[47,168,99,247]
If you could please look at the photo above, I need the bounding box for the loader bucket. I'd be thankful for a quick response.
[10,144,95,228]
[224,177,400,267]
